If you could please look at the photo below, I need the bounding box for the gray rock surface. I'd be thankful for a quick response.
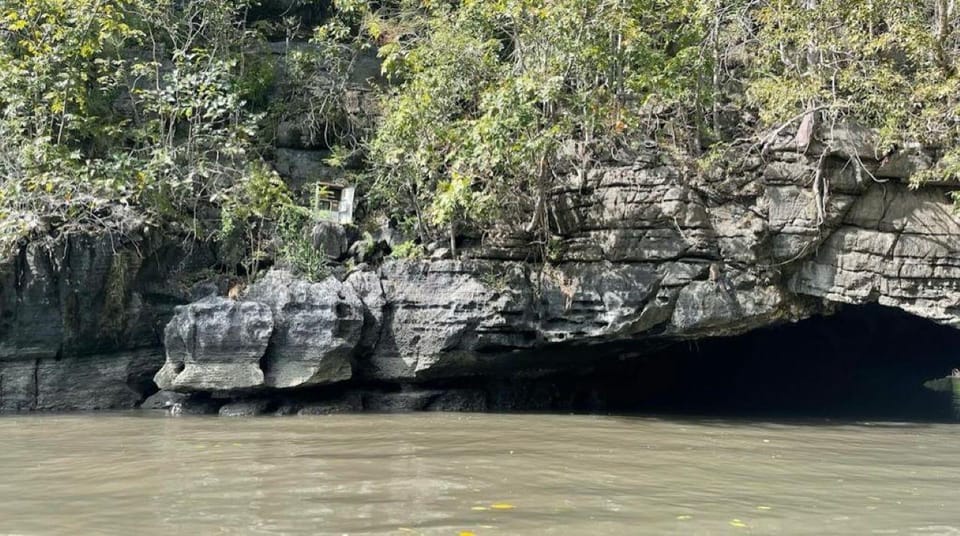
[297,392,363,415]
[154,297,273,392]
[141,390,189,410]
[151,270,365,395]
[363,390,444,412]
[0,232,217,412]
[345,132,960,383]
[219,400,273,417]
[312,221,349,260]
[273,149,343,189]
[426,389,488,412]
[246,270,364,388]
[8,122,960,412]
[361,260,534,381]
[345,270,387,353]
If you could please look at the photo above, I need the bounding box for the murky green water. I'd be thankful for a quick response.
[1,413,959,535]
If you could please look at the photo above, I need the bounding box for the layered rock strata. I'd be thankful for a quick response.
[4,131,960,412]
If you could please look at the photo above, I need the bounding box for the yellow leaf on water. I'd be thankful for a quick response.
[729,519,748,528]
[490,503,515,510]
[471,506,488,511]
[459,532,476,536]
[757,506,772,511]
[676,515,692,520]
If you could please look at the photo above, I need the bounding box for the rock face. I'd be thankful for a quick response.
[337,136,960,384]
[6,125,960,412]
[0,232,217,411]
[245,270,363,388]
[791,183,960,326]
[153,270,363,394]
[155,298,274,392]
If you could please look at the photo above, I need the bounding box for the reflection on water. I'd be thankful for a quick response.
[1,413,959,535]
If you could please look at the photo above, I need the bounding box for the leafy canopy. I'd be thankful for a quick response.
[357,0,711,243]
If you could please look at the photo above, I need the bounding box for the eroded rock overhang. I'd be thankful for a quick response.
[4,127,960,411]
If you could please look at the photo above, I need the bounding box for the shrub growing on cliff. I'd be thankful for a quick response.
[741,0,960,180]
[359,0,960,244]
[0,1,260,238]
[5,0,960,266]
[362,0,713,248]
[0,0,326,277]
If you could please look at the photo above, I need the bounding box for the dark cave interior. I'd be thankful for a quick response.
[520,304,960,421]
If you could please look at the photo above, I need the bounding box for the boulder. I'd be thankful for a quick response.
[311,221,349,260]
[154,297,273,392]
[245,270,364,388]
[219,400,273,417]
[363,260,534,381]
[141,390,189,410]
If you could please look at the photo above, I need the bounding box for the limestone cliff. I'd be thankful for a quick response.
[3,129,960,412]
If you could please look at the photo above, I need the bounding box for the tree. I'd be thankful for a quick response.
[364,0,712,251]
[0,0,328,278]
[744,0,960,171]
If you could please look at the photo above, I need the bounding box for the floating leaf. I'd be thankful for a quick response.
[471,506,488,511]
[490,503,515,510]
[676,515,692,520]
[459,532,476,536]
[729,519,748,528]
[757,505,772,511]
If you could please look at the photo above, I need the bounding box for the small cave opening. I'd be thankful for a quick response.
[518,304,960,421]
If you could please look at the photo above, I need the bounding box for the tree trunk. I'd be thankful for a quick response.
[934,0,956,76]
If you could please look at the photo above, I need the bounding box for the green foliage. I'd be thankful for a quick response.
[216,162,332,280]
[277,208,329,281]
[743,0,960,179]
[353,230,377,258]
[216,162,292,275]
[389,240,425,259]
[270,4,381,158]
[0,0,322,276]
[6,0,960,265]
[237,53,279,108]
[0,0,272,250]
[364,0,712,245]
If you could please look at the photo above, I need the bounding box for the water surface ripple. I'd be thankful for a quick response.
[1,413,958,535]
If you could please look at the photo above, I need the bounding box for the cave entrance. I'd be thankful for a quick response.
[559,304,960,421]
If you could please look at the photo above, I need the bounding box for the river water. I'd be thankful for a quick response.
[1,413,959,535]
